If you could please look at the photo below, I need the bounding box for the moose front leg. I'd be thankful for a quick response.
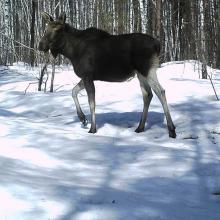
[147,70,176,138]
[72,80,87,126]
[83,78,97,133]
[135,73,153,133]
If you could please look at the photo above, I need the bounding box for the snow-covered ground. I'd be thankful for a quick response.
[0,61,220,220]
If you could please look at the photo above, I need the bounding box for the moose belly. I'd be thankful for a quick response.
[94,66,136,82]
[93,52,135,82]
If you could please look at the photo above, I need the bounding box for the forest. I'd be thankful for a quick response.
[0,0,220,72]
[1,1,220,219]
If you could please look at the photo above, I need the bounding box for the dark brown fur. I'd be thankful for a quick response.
[38,13,176,137]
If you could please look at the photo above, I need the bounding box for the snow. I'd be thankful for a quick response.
[0,61,220,220]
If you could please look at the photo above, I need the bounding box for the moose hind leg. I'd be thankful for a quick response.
[83,78,97,133]
[135,74,153,133]
[72,80,87,126]
[147,68,176,138]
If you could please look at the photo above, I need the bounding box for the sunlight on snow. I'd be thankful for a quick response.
[74,208,119,220]
[0,138,63,168]
[0,187,31,218]
[0,61,219,220]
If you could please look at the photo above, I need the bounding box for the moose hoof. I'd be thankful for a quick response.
[88,128,97,134]
[135,127,144,133]
[169,130,177,138]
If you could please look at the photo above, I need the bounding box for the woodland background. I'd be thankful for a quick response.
[0,0,220,74]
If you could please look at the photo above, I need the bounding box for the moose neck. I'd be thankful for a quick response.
[59,25,82,61]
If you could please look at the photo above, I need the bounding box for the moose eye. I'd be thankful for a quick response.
[53,25,63,32]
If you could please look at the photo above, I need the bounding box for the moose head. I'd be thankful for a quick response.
[38,12,66,57]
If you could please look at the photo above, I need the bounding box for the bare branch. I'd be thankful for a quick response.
[207,74,219,101]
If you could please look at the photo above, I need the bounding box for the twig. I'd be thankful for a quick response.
[211,131,220,135]
[183,135,199,140]
[207,74,219,101]
[0,32,40,54]
[54,85,65,92]
[24,82,38,95]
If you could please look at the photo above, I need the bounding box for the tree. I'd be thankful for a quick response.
[115,0,125,34]
[0,0,219,68]
[132,0,142,32]
[30,0,36,66]
[216,1,220,68]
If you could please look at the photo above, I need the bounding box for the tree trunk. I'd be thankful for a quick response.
[202,63,208,79]
[30,0,36,67]
[147,0,155,36]
[216,1,220,68]
[133,0,142,32]
[155,0,161,39]
[115,0,124,34]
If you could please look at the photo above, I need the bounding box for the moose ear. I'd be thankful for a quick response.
[42,12,54,23]
[58,13,66,24]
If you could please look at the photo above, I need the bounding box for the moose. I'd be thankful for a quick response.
[38,12,176,138]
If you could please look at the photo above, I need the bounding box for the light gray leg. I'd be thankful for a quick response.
[72,80,87,126]
[135,74,153,133]
[83,78,96,133]
[147,68,176,138]
[50,58,56,92]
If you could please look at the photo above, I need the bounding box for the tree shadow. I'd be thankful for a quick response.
[1,92,220,219]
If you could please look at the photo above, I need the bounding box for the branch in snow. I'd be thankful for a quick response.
[24,82,38,95]
[207,74,219,101]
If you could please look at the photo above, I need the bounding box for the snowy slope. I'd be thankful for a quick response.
[0,61,220,220]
